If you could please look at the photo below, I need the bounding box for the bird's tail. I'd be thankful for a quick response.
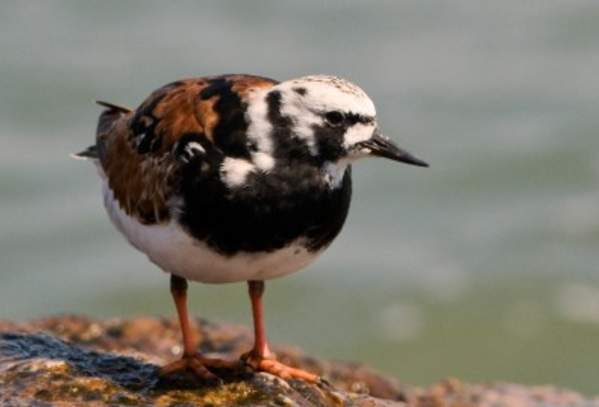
[71,100,132,161]
[71,145,98,160]
[95,100,132,114]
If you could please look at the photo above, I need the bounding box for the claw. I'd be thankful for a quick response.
[243,352,320,383]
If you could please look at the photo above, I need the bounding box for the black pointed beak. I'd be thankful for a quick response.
[361,130,429,167]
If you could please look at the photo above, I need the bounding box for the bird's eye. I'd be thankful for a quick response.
[324,111,345,126]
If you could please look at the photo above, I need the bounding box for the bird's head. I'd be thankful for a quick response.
[258,75,428,172]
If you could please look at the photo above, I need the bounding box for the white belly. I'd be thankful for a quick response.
[101,181,321,283]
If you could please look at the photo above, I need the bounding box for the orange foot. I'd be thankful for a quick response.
[242,352,319,383]
[160,353,242,382]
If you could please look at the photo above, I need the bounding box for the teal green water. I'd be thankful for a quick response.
[2,0,599,395]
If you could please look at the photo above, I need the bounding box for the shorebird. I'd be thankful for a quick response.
[75,74,428,382]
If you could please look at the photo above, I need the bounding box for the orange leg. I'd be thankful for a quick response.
[160,275,240,381]
[242,280,319,382]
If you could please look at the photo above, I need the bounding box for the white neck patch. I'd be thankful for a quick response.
[245,87,275,171]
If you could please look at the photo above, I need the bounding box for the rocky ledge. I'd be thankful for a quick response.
[0,316,596,406]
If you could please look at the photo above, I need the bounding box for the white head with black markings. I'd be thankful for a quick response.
[265,75,428,170]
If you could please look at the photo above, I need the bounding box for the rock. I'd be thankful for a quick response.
[0,316,596,406]
[0,315,405,406]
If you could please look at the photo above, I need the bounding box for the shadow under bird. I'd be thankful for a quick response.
[74,74,428,383]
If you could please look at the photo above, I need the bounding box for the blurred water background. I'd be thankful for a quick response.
[2,0,599,395]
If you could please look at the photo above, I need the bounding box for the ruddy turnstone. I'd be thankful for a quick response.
[75,74,428,383]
